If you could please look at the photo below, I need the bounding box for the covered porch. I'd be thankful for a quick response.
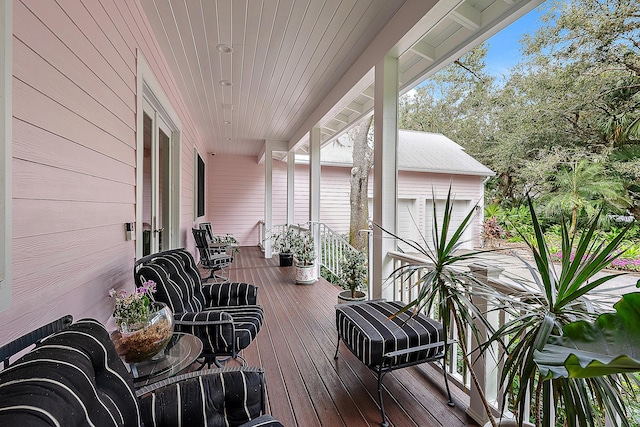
[227,246,477,427]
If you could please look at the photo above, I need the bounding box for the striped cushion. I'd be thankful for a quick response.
[336,300,444,368]
[175,306,264,355]
[138,368,270,427]
[0,319,141,427]
[203,282,259,306]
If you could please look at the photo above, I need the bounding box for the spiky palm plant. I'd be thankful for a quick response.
[378,187,501,426]
[484,197,634,427]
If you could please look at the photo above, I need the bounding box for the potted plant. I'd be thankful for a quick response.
[377,187,501,426]
[108,280,174,364]
[481,198,635,427]
[292,228,316,284]
[271,227,297,266]
[337,249,368,303]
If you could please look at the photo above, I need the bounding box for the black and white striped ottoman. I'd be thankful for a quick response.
[334,300,453,427]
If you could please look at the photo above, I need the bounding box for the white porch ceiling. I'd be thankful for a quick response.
[140,0,542,158]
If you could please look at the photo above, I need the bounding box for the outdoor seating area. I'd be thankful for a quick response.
[0,316,282,426]
[0,246,475,426]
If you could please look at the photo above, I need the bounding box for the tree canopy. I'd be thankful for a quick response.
[399,0,640,222]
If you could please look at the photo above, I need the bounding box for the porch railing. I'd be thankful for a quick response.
[259,221,364,289]
[385,250,527,424]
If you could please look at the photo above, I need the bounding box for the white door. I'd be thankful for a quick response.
[425,199,473,250]
[140,100,177,256]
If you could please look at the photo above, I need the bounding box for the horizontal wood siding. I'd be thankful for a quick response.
[319,165,351,235]
[1,0,202,345]
[208,157,486,250]
[206,154,269,246]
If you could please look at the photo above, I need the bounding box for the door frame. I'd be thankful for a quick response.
[136,51,182,258]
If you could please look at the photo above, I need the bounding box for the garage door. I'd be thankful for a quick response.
[397,198,419,251]
[425,199,473,250]
[368,198,419,250]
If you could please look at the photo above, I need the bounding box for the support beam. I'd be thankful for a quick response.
[309,127,321,279]
[372,55,399,301]
[451,1,482,31]
[264,140,288,258]
[287,150,295,225]
[411,39,436,61]
[264,141,274,259]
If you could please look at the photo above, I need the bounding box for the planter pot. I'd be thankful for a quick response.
[295,263,316,284]
[111,302,174,364]
[279,252,294,267]
[337,290,367,304]
[484,419,534,427]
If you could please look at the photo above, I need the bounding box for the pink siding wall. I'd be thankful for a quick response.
[206,155,485,247]
[2,0,203,345]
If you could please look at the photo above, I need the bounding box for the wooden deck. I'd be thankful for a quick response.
[221,246,479,427]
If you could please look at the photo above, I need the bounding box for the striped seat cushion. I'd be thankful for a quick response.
[175,305,264,355]
[0,319,140,427]
[336,300,444,368]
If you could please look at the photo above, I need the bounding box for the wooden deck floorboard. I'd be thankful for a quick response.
[220,246,479,427]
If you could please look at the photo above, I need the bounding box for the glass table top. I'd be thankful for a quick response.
[129,332,203,388]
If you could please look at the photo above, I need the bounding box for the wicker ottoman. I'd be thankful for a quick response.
[334,300,453,427]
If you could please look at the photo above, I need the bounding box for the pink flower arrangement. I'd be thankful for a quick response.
[109,281,157,329]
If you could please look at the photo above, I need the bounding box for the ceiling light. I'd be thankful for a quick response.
[216,44,233,54]
[225,138,231,141]
[219,80,232,86]
[223,121,231,125]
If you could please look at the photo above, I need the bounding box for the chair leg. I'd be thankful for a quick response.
[442,359,455,407]
[333,338,341,360]
[377,366,389,427]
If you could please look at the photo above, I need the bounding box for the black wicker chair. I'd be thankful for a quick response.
[134,248,263,367]
[193,228,234,283]
[0,318,282,427]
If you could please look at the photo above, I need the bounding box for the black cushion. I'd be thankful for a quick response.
[0,319,140,426]
[336,300,444,368]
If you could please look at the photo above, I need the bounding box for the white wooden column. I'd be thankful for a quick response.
[309,127,321,224]
[287,150,295,225]
[264,140,288,258]
[372,55,399,300]
[264,141,274,258]
[309,127,321,276]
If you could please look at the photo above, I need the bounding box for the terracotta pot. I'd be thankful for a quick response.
[337,289,367,304]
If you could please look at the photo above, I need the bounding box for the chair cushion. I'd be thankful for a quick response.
[0,319,140,427]
[174,306,263,355]
[137,258,205,313]
[139,368,267,427]
[335,300,444,368]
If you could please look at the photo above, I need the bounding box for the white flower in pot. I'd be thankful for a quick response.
[337,250,368,302]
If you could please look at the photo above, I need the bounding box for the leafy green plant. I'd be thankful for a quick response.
[484,198,634,427]
[378,187,501,426]
[337,250,368,297]
[271,227,297,254]
[291,229,315,266]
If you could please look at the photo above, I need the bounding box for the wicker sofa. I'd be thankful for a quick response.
[0,318,282,427]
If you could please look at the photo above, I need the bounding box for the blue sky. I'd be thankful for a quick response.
[483,6,546,77]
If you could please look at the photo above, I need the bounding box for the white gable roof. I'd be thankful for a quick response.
[318,129,494,177]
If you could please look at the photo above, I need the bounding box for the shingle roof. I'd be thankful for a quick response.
[318,129,494,177]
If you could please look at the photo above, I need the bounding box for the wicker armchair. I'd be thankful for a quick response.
[134,248,263,366]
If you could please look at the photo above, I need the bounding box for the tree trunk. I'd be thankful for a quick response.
[350,116,374,251]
